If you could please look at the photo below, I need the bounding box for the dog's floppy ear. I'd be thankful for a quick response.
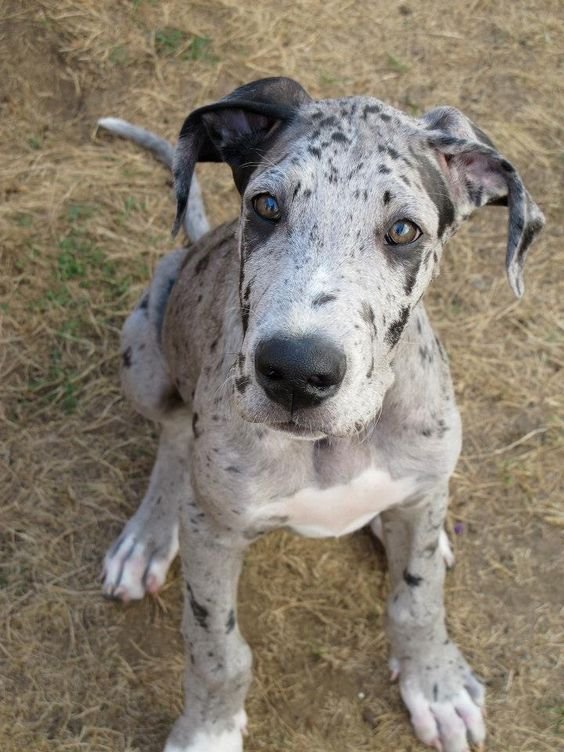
[172,77,311,236]
[420,106,544,297]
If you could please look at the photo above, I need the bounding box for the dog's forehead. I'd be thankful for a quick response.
[299,96,416,156]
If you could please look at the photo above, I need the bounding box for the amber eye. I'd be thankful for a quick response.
[252,193,281,221]
[385,219,421,245]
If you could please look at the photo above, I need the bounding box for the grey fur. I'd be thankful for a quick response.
[99,79,543,752]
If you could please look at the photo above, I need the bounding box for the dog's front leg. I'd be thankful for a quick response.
[164,501,251,752]
[381,485,486,752]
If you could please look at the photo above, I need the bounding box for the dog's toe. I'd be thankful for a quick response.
[102,529,178,601]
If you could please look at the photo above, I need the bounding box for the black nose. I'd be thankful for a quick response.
[255,335,346,410]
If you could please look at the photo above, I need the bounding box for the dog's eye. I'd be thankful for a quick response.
[253,193,281,221]
[385,219,421,245]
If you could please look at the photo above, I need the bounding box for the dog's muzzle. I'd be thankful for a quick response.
[254,334,346,410]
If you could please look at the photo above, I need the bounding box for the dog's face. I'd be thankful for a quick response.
[173,78,543,439]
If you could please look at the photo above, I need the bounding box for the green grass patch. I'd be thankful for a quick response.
[15,213,33,228]
[387,53,410,74]
[154,28,217,62]
[67,203,97,223]
[27,135,42,150]
[109,44,128,65]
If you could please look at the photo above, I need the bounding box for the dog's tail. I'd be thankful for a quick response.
[97,117,210,244]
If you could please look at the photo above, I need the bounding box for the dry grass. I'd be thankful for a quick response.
[1,1,563,750]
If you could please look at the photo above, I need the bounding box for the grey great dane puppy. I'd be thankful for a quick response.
[98,77,544,752]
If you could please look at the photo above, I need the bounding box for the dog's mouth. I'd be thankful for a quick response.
[267,420,327,441]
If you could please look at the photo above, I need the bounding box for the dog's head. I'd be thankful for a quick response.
[173,77,544,439]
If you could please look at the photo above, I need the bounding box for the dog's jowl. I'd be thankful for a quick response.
[98,78,544,752]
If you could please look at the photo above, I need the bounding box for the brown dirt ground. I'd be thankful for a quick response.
[1,1,563,751]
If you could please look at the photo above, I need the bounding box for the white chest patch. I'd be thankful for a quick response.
[264,468,417,538]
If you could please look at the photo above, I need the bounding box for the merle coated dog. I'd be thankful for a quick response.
[98,77,544,752]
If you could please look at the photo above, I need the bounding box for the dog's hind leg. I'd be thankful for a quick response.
[102,249,192,601]
[102,419,191,601]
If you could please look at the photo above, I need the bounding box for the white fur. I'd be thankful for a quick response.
[265,467,417,538]
[164,711,247,752]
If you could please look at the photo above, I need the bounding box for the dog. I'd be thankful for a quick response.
[98,77,544,752]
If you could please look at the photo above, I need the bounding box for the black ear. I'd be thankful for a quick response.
[172,77,311,237]
[420,106,544,297]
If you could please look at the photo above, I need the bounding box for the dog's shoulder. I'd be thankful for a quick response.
[162,220,240,387]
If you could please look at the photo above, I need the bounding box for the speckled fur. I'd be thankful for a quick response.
[100,78,543,752]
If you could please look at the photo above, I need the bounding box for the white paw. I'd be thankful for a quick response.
[394,645,485,752]
[439,528,455,569]
[102,526,178,601]
[370,517,455,568]
[164,710,247,752]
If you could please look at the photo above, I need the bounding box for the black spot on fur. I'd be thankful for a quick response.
[419,344,434,364]
[403,570,423,587]
[363,103,381,118]
[241,305,250,334]
[186,583,209,630]
[387,146,399,160]
[437,419,448,438]
[404,265,419,296]
[195,253,210,275]
[308,144,322,159]
[385,306,410,347]
[303,188,312,199]
[331,131,349,144]
[235,375,251,394]
[313,293,336,307]
[226,609,236,633]
[379,165,391,174]
[192,412,200,438]
[383,190,391,205]
[319,115,338,127]
[380,112,392,122]
[433,683,439,701]
[292,182,302,199]
[121,346,132,368]
[210,337,218,352]
[361,301,377,335]
[139,294,149,311]
[366,356,374,379]
[421,427,433,437]
[226,465,241,473]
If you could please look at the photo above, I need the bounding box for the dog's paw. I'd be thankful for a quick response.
[392,644,485,752]
[102,524,178,602]
[370,516,455,568]
[164,710,247,752]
